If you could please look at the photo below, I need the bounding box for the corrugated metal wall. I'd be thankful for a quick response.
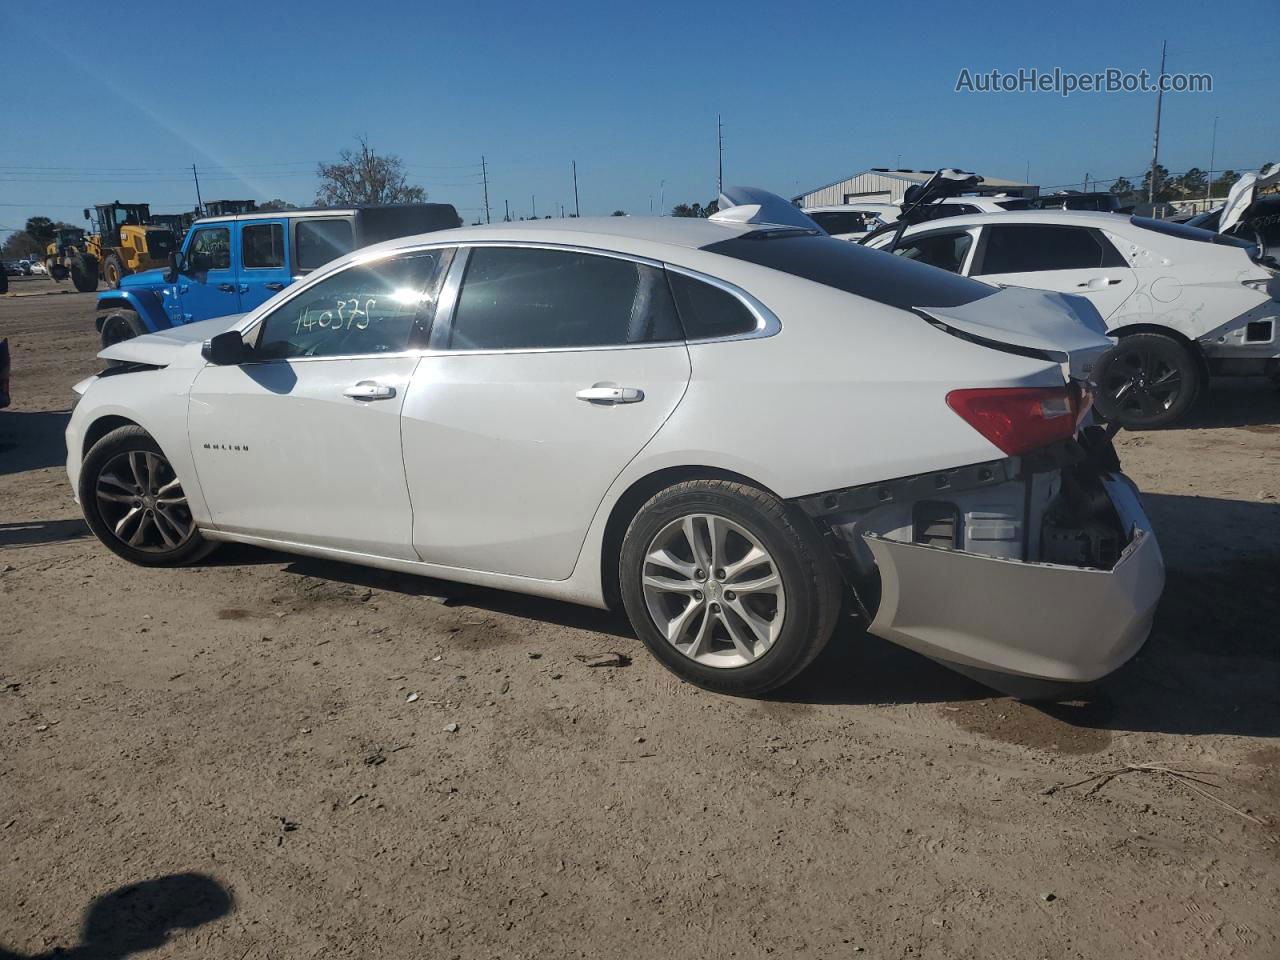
[799,173,914,207]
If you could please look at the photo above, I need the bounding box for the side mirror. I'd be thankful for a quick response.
[83,208,90,221]
[201,331,248,366]
[165,252,179,283]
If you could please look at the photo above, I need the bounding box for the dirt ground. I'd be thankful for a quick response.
[2,274,1279,959]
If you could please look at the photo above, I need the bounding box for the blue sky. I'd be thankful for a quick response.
[1,0,1276,237]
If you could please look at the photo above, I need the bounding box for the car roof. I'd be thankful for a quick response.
[804,203,899,213]
[897,209,1131,231]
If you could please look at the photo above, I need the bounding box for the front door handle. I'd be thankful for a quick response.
[265,282,286,291]
[344,381,397,401]
[1077,277,1124,288]
[576,385,644,404]
[218,283,236,292]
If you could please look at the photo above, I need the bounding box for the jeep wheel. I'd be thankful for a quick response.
[100,310,148,348]
[103,253,125,289]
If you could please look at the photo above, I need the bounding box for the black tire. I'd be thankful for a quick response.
[1093,332,1201,429]
[103,253,125,289]
[50,262,69,282]
[71,254,99,293]
[0,270,6,295]
[99,310,148,348]
[619,479,842,696]
[79,425,217,567]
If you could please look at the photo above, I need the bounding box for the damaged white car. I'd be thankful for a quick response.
[66,188,1164,696]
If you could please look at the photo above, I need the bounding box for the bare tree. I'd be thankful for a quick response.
[315,137,427,206]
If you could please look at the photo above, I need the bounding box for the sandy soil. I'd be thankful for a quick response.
[2,276,1279,959]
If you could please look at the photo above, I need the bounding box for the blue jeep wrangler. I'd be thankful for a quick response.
[95,203,461,346]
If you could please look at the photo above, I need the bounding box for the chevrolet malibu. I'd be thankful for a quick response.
[67,200,1165,696]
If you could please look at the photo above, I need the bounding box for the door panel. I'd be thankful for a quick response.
[176,225,240,324]
[403,345,691,580]
[237,219,291,312]
[974,266,1137,321]
[189,357,420,558]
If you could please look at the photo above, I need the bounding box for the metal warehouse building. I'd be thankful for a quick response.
[792,168,1040,207]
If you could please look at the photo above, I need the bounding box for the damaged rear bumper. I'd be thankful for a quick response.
[864,475,1163,682]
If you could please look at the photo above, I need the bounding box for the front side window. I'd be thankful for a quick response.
[187,227,231,271]
[892,231,973,274]
[976,225,1126,274]
[296,218,355,271]
[242,223,284,269]
[253,250,447,360]
[448,247,682,351]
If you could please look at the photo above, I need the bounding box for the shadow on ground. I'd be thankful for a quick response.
[0,410,71,476]
[0,873,232,960]
[0,518,88,547]
[1150,376,1280,431]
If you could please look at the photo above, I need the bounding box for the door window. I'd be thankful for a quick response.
[448,247,683,350]
[242,223,284,269]
[187,227,231,270]
[295,218,355,272]
[975,225,1126,275]
[891,231,973,274]
[251,250,448,360]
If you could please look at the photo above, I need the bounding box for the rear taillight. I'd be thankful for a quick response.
[946,386,1079,456]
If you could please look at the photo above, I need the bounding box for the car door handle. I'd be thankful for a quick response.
[218,283,236,292]
[265,282,286,291]
[576,385,644,404]
[344,381,397,401]
[1077,278,1124,288]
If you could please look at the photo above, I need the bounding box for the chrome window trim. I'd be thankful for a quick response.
[239,220,286,272]
[663,263,782,343]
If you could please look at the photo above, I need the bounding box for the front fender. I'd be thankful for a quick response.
[95,289,170,333]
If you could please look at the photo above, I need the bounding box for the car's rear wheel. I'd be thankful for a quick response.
[619,479,842,695]
[100,310,147,348]
[1094,332,1201,429]
[79,425,216,566]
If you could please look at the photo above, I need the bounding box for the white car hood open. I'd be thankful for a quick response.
[97,314,246,367]
[917,286,1113,380]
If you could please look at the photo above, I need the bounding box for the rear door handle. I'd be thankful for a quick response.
[344,381,396,401]
[265,282,286,291]
[576,385,644,404]
[1077,277,1124,288]
[218,283,236,292]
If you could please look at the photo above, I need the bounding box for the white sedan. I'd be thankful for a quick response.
[67,197,1164,696]
[865,209,1280,427]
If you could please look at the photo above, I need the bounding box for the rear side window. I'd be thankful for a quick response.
[667,272,758,339]
[975,225,1127,274]
[449,247,682,351]
[809,211,874,235]
[702,232,995,310]
[892,230,973,274]
[296,218,355,271]
[242,223,284,269]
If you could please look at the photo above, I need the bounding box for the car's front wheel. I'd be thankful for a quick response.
[619,479,842,695]
[79,425,216,566]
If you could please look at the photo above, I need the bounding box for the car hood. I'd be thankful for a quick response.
[97,314,246,367]
[1220,162,1280,234]
[118,267,169,290]
[917,285,1113,381]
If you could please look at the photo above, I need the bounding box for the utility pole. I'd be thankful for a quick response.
[659,179,665,216]
[717,115,724,194]
[191,163,204,214]
[531,194,536,219]
[1084,173,1090,193]
[481,156,491,224]
[1207,115,1218,200]
[572,160,580,217]
[1025,160,1030,184]
[1148,40,1167,205]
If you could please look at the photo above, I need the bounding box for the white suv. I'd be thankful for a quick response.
[866,210,1279,427]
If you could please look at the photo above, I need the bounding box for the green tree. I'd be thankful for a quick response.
[1210,170,1240,198]
[316,136,427,206]
[671,199,721,218]
[24,216,57,247]
[1109,176,1133,196]
[259,198,298,211]
[1140,164,1173,203]
[1172,168,1206,198]
[611,210,626,216]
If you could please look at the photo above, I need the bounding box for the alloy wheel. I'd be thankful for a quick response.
[1100,344,1182,421]
[95,450,195,552]
[640,513,786,668]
